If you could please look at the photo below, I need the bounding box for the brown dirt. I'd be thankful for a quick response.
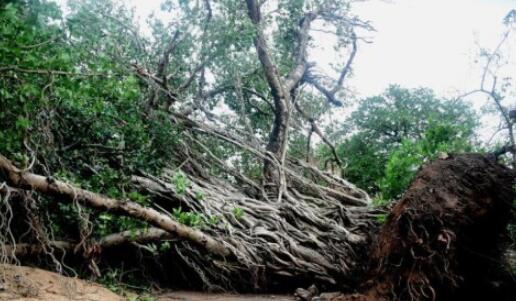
[0,264,124,301]
[334,154,515,301]
[154,291,294,301]
[0,264,296,301]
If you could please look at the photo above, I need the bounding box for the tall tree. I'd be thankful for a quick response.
[0,0,372,290]
[462,9,516,168]
[326,85,478,192]
[244,0,366,186]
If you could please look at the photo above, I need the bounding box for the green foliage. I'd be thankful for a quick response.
[337,134,385,192]
[194,191,204,201]
[207,215,220,226]
[172,207,203,228]
[127,191,149,205]
[375,213,387,224]
[333,85,478,195]
[377,139,423,200]
[0,0,187,240]
[232,207,244,220]
[172,172,189,195]
[99,269,125,294]
[378,121,474,200]
[159,241,171,252]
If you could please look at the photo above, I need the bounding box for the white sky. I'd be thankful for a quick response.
[123,0,516,99]
[350,0,516,99]
[58,0,516,142]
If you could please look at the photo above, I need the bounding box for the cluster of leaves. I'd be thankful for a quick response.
[323,85,479,200]
[0,0,183,241]
[378,120,474,200]
[171,207,220,228]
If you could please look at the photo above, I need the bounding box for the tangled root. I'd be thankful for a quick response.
[334,154,515,301]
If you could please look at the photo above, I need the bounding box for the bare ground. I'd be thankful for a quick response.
[155,291,294,301]
[0,264,124,301]
[0,264,296,301]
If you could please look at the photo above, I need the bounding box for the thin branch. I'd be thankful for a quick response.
[5,228,174,257]
[284,11,318,91]
[293,101,342,167]
[0,65,107,77]
[303,32,358,107]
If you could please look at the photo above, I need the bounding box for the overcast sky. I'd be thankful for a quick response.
[122,0,516,99]
[54,0,515,141]
[349,0,516,99]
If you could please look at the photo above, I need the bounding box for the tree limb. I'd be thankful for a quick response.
[302,32,357,107]
[0,154,230,257]
[5,228,173,257]
[293,101,342,167]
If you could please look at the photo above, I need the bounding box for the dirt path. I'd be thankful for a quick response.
[155,291,295,301]
[0,264,124,301]
[0,264,296,301]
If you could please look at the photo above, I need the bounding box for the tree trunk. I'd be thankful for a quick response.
[0,154,230,257]
[263,98,291,185]
[246,0,293,187]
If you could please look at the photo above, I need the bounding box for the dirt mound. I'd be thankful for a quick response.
[0,264,124,301]
[334,154,515,301]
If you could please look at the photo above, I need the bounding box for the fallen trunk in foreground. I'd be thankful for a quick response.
[0,152,373,292]
[2,153,514,297]
[0,155,229,257]
[333,154,515,301]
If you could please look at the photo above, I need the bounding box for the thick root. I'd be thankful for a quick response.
[333,154,515,301]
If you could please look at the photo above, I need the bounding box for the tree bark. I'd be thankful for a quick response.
[246,0,292,186]
[0,154,229,257]
[5,228,173,257]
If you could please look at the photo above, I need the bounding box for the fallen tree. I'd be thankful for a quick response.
[0,150,374,291]
[1,2,515,298]
[0,154,229,257]
[3,152,515,299]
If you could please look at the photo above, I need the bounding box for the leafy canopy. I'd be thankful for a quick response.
[332,85,478,195]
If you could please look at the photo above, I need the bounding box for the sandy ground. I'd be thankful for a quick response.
[0,264,124,301]
[0,264,296,301]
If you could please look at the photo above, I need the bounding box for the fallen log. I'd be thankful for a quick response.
[0,150,373,291]
[4,227,173,257]
[332,154,515,301]
[0,154,230,257]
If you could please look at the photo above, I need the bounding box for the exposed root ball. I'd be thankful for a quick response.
[335,154,515,301]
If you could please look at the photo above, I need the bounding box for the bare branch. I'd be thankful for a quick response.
[303,32,358,107]
[245,0,286,102]
[285,12,318,91]
[5,228,173,257]
[293,101,342,167]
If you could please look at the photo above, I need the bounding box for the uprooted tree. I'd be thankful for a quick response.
[334,154,515,301]
[0,0,375,291]
[0,0,515,300]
